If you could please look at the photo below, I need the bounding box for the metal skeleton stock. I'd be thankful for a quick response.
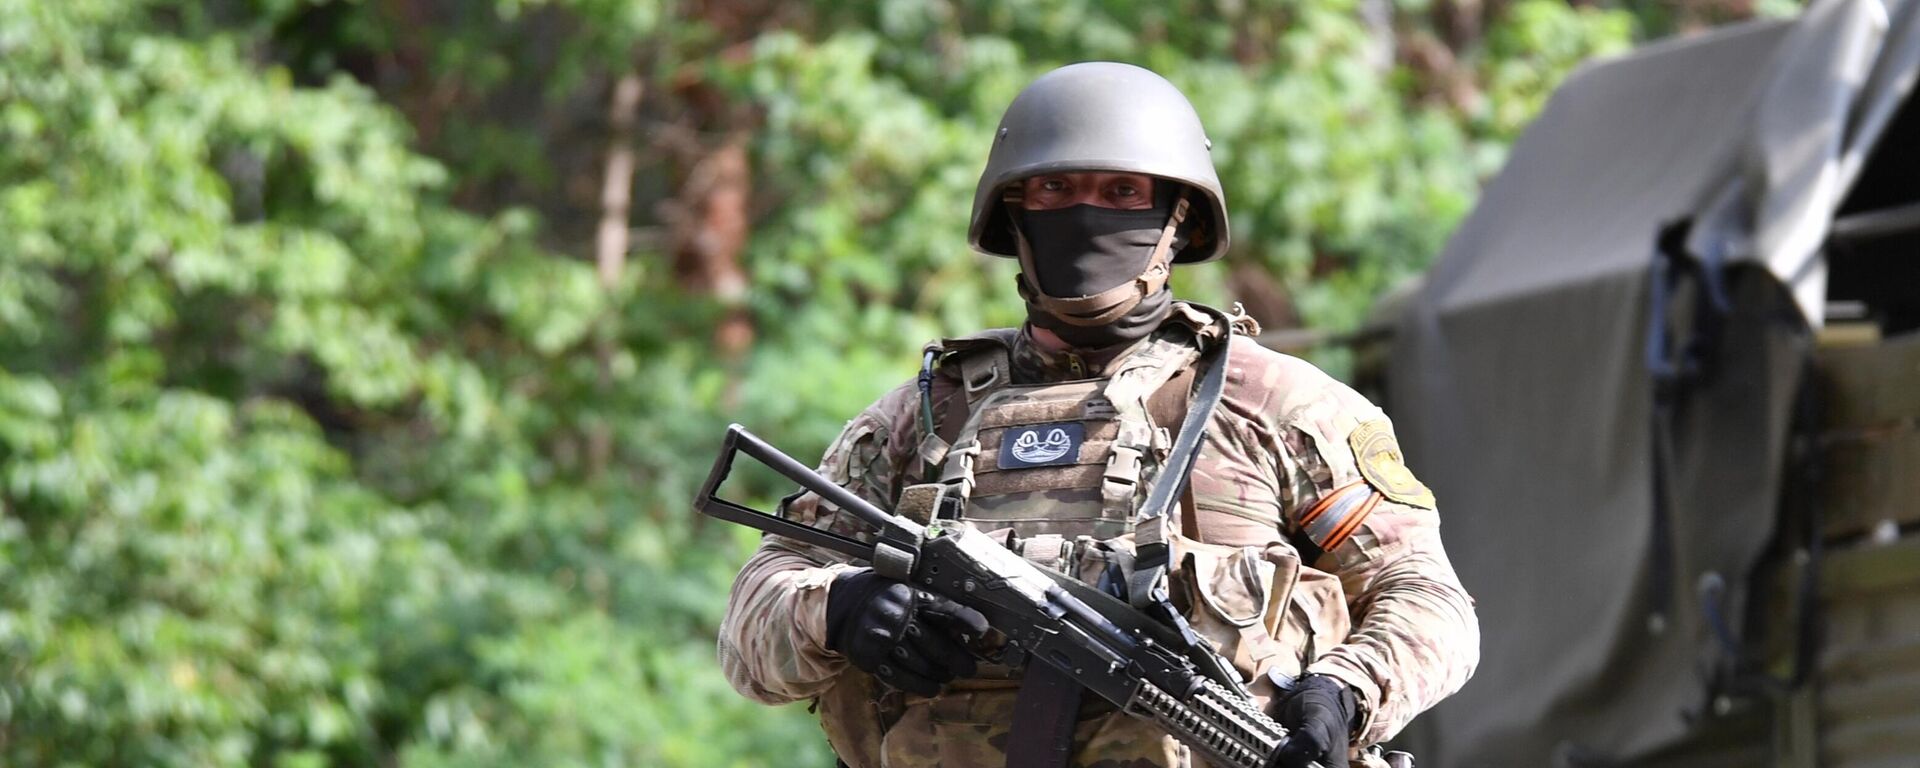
[697,425,1317,768]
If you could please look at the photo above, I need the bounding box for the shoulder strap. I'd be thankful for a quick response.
[1146,364,1198,535]
[1141,301,1253,538]
[912,329,1018,480]
[1127,334,1232,609]
[940,328,1018,400]
[1123,331,1245,692]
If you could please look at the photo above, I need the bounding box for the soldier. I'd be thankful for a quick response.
[718,62,1478,768]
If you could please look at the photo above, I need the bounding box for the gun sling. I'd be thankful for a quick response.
[1006,334,1233,768]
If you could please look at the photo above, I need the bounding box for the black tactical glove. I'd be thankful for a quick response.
[824,568,990,696]
[1268,674,1359,768]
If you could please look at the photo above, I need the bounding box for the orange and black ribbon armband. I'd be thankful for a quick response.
[1291,420,1435,563]
[1293,482,1383,563]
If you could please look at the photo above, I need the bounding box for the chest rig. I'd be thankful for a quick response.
[905,306,1233,588]
[814,308,1264,768]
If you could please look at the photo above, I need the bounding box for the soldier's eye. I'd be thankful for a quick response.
[1114,184,1138,197]
[1041,179,1067,192]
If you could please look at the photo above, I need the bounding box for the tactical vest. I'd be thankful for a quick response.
[815,304,1358,768]
[900,305,1226,592]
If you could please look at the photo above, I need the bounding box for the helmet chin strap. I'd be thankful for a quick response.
[1007,189,1190,327]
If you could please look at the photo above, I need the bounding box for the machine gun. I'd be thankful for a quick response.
[697,424,1315,768]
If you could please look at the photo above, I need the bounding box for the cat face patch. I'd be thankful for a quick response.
[999,422,1084,469]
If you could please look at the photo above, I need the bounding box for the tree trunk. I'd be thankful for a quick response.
[596,72,645,286]
[589,70,644,477]
[669,136,753,358]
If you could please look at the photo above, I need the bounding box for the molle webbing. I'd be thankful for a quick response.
[924,304,1237,534]
[939,380,1124,537]
[938,330,1203,542]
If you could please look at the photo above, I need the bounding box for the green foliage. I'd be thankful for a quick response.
[0,0,1715,765]
[1482,0,1637,139]
[1,2,817,765]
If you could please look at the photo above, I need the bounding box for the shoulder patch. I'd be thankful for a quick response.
[1348,420,1435,509]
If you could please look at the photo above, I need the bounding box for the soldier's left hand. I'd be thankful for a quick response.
[1268,674,1357,768]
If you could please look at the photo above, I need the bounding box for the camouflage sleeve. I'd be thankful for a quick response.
[1274,373,1480,746]
[716,381,923,705]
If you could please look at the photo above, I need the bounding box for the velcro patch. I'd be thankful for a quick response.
[998,422,1085,469]
[1349,420,1436,509]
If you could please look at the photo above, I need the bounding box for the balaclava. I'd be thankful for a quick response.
[1011,183,1191,349]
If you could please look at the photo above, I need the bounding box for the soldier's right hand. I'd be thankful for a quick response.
[1268,674,1357,768]
[825,568,990,696]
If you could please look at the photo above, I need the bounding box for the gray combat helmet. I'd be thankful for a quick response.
[968,62,1229,264]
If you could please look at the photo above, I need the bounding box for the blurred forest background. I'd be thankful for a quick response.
[0,0,1791,765]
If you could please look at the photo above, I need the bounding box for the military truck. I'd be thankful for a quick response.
[1334,0,1920,764]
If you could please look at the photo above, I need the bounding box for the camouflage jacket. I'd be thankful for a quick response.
[718,309,1479,764]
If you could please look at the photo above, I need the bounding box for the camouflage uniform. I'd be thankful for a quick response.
[718,303,1480,767]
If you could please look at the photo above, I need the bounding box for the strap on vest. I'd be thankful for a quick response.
[913,330,1017,488]
[1126,329,1243,696]
[1127,326,1232,609]
[939,436,983,501]
[931,355,1004,503]
[959,343,1010,398]
[1098,329,1206,523]
[1100,412,1154,523]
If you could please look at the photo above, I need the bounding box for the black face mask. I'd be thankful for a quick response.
[1012,186,1187,349]
[1021,204,1171,297]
